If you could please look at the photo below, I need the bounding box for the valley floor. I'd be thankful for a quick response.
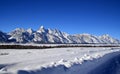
[0,46,120,74]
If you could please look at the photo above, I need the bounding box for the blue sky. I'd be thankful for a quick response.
[0,0,120,39]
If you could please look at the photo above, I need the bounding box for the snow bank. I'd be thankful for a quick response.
[0,47,120,74]
[17,51,120,74]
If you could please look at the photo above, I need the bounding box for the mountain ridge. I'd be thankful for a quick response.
[0,26,119,44]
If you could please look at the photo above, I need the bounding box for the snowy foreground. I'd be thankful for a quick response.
[0,47,120,74]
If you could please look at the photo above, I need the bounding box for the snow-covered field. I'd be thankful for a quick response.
[0,47,120,74]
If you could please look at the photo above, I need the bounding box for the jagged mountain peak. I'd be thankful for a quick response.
[40,25,44,29]
[14,28,25,32]
[0,31,9,42]
[37,26,47,33]
[81,33,91,35]
[99,34,113,39]
[101,34,110,37]
[0,26,119,44]
[27,28,34,34]
[9,28,25,35]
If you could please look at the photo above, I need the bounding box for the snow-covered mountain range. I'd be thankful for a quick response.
[0,26,120,44]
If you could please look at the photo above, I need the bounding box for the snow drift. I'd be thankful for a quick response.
[17,51,120,74]
[0,47,120,74]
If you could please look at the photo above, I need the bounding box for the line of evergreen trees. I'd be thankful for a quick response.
[0,44,119,49]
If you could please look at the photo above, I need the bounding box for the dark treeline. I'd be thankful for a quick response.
[0,45,52,49]
[0,44,120,49]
